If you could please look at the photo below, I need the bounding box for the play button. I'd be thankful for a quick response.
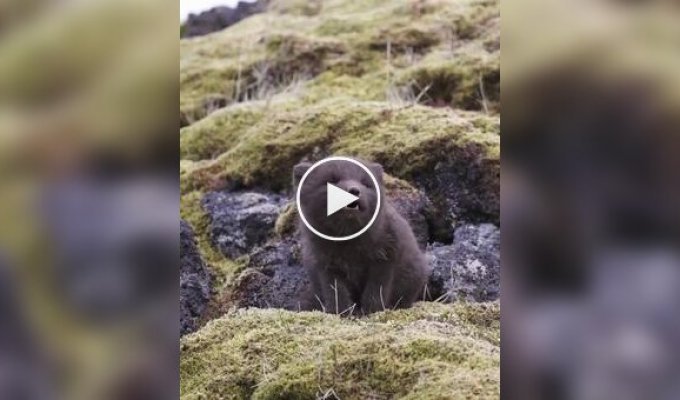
[295,156,381,241]
[326,183,359,216]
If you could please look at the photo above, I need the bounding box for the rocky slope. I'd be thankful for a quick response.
[180,0,500,398]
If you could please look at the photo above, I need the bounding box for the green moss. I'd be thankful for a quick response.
[180,302,500,399]
[274,201,297,238]
[398,55,500,112]
[366,22,440,53]
[269,0,324,16]
[183,99,498,193]
[180,0,500,124]
[383,174,421,197]
[303,71,385,101]
[266,33,342,55]
[179,0,501,191]
[315,17,368,37]
[180,31,351,124]
[181,105,267,161]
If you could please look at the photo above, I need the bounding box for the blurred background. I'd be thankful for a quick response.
[503,0,680,399]
[0,0,178,399]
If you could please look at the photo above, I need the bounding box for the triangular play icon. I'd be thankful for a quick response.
[327,183,359,216]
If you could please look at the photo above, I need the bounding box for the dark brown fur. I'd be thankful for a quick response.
[294,159,429,315]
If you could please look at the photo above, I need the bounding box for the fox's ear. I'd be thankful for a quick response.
[293,162,312,187]
[367,162,384,184]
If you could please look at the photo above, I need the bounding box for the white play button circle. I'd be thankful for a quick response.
[326,182,360,217]
[296,156,381,241]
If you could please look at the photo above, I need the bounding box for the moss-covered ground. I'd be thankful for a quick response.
[181,100,498,193]
[180,0,499,123]
[180,302,500,399]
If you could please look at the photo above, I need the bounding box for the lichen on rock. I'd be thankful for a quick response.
[428,223,500,302]
[202,191,287,259]
[227,239,309,310]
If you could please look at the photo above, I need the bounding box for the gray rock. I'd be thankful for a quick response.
[181,1,267,39]
[427,223,500,302]
[228,239,309,310]
[223,223,500,312]
[386,181,432,250]
[202,191,286,258]
[215,192,498,313]
[180,220,211,336]
[411,145,500,225]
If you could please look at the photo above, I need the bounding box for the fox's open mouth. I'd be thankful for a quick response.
[346,200,360,210]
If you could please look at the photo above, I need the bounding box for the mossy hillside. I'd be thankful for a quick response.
[180,302,500,399]
[180,0,500,123]
[400,54,500,111]
[180,105,267,161]
[302,72,386,104]
[182,99,499,194]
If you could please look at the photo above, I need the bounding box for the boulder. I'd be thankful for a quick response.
[202,191,286,258]
[412,145,500,225]
[228,239,309,310]
[384,176,433,248]
[181,1,267,39]
[180,220,211,336]
[427,223,500,302]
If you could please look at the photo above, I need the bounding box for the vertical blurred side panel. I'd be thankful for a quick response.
[503,1,680,399]
[0,0,180,399]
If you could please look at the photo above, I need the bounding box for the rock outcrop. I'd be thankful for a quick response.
[217,191,500,311]
[227,239,309,310]
[181,1,267,39]
[384,176,434,249]
[427,224,500,302]
[180,220,211,336]
[202,191,286,258]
